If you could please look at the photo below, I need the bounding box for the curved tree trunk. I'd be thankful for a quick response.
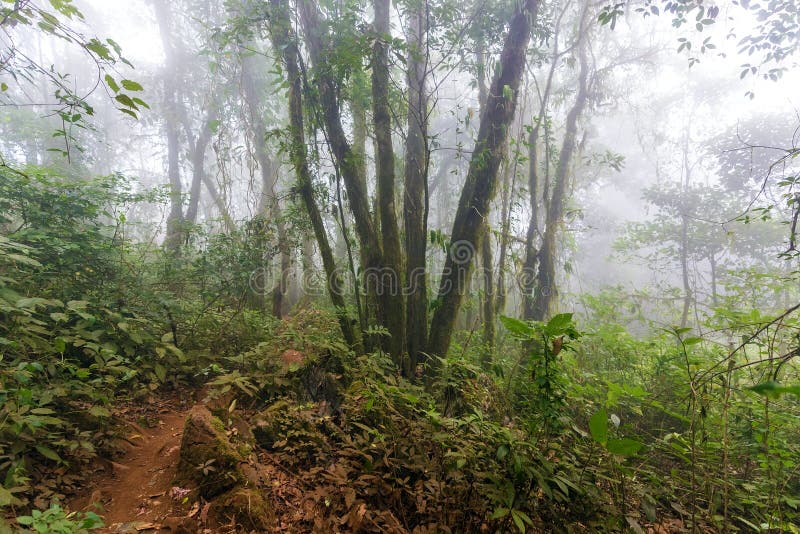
[531,10,590,321]
[476,36,496,364]
[267,0,360,351]
[427,0,539,364]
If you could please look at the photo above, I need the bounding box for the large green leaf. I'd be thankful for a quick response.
[606,438,643,457]
[499,315,535,337]
[589,408,608,445]
[545,313,574,334]
[36,445,62,462]
[120,79,143,91]
[749,381,800,398]
[154,363,167,383]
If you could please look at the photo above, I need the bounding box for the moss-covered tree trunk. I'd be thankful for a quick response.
[267,0,360,351]
[481,225,495,367]
[404,0,430,375]
[371,0,406,365]
[427,0,539,364]
[298,0,409,365]
[183,108,217,226]
[153,0,184,252]
[241,51,291,318]
[531,9,590,321]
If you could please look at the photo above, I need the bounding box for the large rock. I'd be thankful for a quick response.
[252,400,331,466]
[176,405,245,498]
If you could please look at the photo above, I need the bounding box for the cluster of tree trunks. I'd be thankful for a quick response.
[158,0,599,380]
[259,0,541,377]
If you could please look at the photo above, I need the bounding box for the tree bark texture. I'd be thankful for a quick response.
[427,0,539,362]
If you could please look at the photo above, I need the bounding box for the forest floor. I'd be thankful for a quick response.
[67,391,310,533]
[68,396,193,533]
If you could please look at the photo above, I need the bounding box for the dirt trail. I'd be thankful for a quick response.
[71,406,189,533]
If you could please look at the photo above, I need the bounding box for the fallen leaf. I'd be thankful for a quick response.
[188,502,200,517]
[199,502,212,523]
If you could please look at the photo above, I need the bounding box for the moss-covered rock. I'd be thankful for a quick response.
[176,405,245,498]
[252,400,331,466]
[209,488,274,531]
[252,400,293,449]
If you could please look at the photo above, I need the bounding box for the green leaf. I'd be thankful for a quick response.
[36,444,62,462]
[749,382,800,398]
[589,408,608,445]
[490,507,509,520]
[514,509,533,527]
[89,405,111,417]
[511,509,530,533]
[545,313,574,334]
[15,513,34,525]
[114,94,137,109]
[85,39,112,60]
[682,337,702,346]
[606,438,643,457]
[120,79,143,91]
[16,297,49,309]
[500,315,535,337]
[155,363,167,383]
[496,444,509,461]
[6,253,41,266]
[104,74,120,93]
[67,300,89,310]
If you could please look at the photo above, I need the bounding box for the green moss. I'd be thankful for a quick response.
[176,405,245,498]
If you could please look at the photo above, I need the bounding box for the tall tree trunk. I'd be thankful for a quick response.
[351,97,370,213]
[495,158,515,315]
[481,226,495,367]
[297,1,381,273]
[241,51,291,317]
[531,11,590,321]
[153,0,184,251]
[268,0,360,350]
[522,10,562,320]
[404,0,430,374]
[163,88,184,250]
[299,0,409,363]
[475,36,496,363]
[522,114,542,320]
[371,0,406,364]
[680,125,692,328]
[427,0,539,363]
[184,108,217,226]
[200,172,235,233]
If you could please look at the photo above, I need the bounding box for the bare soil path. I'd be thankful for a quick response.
[70,403,190,533]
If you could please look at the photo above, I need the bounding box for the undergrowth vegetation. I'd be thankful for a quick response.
[1,168,799,533]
